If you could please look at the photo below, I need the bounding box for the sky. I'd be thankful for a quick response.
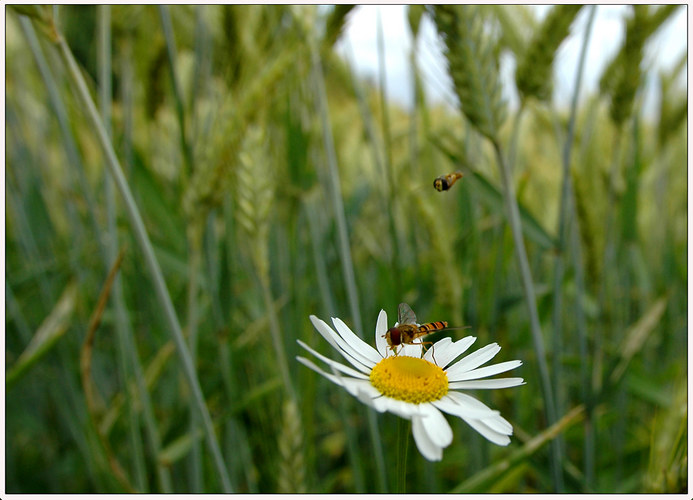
[334,5,688,117]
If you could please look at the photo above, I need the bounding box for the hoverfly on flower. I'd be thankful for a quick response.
[297,307,525,461]
[384,303,462,356]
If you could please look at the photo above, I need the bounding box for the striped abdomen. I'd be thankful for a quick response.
[417,321,448,333]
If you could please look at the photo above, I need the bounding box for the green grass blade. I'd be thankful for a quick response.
[5,282,33,344]
[7,281,77,388]
[159,428,203,468]
[608,297,668,386]
[376,11,402,297]
[158,5,193,176]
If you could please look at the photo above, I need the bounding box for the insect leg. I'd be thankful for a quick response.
[415,340,437,364]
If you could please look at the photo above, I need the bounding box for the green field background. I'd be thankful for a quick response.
[5,5,687,494]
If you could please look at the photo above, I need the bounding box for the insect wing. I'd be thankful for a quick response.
[397,302,417,325]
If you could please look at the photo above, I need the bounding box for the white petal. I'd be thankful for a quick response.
[355,387,387,411]
[440,393,514,446]
[339,377,376,399]
[449,360,522,382]
[448,378,525,390]
[354,381,382,400]
[319,362,380,401]
[418,404,453,448]
[296,339,370,378]
[374,309,389,358]
[310,316,373,373]
[332,317,382,365]
[353,391,423,418]
[482,414,513,435]
[356,386,387,413]
[379,396,422,419]
[445,391,496,413]
[426,336,477,368]
[309,315,340,350]
[364,394,391,413]
[296,356,354,390]
[445,343,501,379]
[432,394,500,419]
[464,418,511,446]
[412,415,443,461]
[297,357,364,399]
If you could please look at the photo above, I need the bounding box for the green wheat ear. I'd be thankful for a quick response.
[643,379,687,493]
[599,5,681,99]
[234,125,274,280]
[277,398,307,493]
[656,58,687,149]
[484,5,534,57]
[601,5,681,128]
[407,5,426,38]
[433,5,507,143]
[608,5,648,127]
[322,5,355,49]
[515,5,582,103]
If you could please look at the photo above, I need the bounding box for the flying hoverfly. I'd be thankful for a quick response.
[383,303,450,357]
[433,171,464,192]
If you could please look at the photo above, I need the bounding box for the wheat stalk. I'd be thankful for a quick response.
[434,5,563,489]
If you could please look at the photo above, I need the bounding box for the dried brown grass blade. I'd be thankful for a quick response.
[80,248,136,493]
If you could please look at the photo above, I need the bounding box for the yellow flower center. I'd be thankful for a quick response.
[369,356,448,404]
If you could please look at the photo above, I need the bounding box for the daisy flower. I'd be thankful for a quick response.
[297,308,524,461]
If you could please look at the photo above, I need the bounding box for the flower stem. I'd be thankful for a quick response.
[396,418,410,493]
